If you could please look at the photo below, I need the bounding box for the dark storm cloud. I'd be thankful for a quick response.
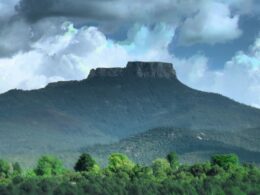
[16,0,130,22]
[16,0,260,24]
[16,0,200,25]
[0,0,252,57]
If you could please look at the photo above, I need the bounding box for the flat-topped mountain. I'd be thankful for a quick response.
[0,61,260,166]
[88,62,176,79]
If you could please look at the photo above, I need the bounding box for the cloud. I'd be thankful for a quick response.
[173,55,213,89]
[16,0,199,24]
[179,1,242,45]
[2,0,187,57]
[0,51,64,92]
[14,0,250,47]
[0,0,252,59]
[0,17,70,57]
[16,0,255,23]
[214,37,260,107]
[0,0,19,20]
[0,19,32,57]
[175,34,260,108]
[219,0,255,14]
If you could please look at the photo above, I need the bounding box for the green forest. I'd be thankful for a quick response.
[0,153,259,195]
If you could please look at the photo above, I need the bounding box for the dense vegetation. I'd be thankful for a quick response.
[0,153,259,195]
[85,127,260,166]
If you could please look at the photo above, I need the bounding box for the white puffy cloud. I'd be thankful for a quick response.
[179,1,242,45]
[213,37,260,107]
[0,51,67,92]
[175,34,260,108]
[173,55,214,89]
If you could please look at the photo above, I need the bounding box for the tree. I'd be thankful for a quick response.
[166,152,179,169]
[12,162,22,176]
[108,153,135,172]
[207,165,224,176]
[152,158,171,181]
[0,159,12,178]
[34,155,65,176]
[74,153,97,172]
[190,163,210,178]
[211,154,239,170]
[132,165,153,180]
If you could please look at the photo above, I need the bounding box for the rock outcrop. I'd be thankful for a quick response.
[88,61,176,79]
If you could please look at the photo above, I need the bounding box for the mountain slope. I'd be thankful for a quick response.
[84,127,260,165]
[0,61,260,164]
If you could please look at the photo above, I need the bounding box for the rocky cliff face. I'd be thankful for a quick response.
[88,61,176,79]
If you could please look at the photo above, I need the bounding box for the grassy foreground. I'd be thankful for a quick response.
[0,153,259,195]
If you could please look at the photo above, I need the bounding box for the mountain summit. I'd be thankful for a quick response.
[88,61,176,79]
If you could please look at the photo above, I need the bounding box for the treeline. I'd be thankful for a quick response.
[0,153,259,195]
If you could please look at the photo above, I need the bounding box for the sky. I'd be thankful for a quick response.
[0,0,260,107]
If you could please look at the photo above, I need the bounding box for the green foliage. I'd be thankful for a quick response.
[25,169,36,178]
[190,162,211,178]
[152,158,171,181]
[86,127,260,167]
[0,160,12,179]
[0,153,259,195]
[12,162,22,176]
[166,152,179,169]
[132,165,153,180]
[211,154,239,170]
[108,153,135,172]
[34,156,65,176]
[74,153,96,172]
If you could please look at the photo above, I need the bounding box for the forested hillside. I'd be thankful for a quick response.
[85,127,260,165]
